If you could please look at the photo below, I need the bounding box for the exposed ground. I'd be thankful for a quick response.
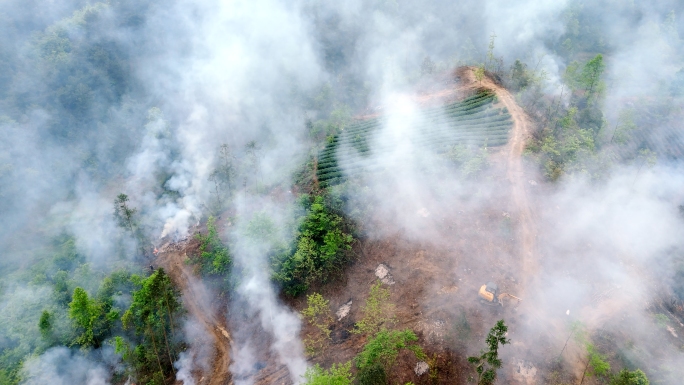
[155,67,543,385]
[249,67,543,384]
[156,236,234,385]
[157,68,684,385]
[151,67,684,385]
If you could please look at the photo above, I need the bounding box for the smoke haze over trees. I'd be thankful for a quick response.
[0,0,683,384]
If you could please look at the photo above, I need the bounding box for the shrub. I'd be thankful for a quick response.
[610,369,649,385]
[301,293,333,356]
[357,363,387,385]
[354,281,396,336]
[355,330,426,380]
[303,362,354,385]
[586,343,611,377]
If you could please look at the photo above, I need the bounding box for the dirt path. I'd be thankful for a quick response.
[460,67,538,290]
[156,246,233,385]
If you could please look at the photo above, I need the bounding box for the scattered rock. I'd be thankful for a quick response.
[438,285,459,294]
[528,180,537,186]
[418,320,446,344]
[415,361,429,376]
[336,300,352,321]
[514,360,537,384]
[502,211,510,218]
[375,264,395,285]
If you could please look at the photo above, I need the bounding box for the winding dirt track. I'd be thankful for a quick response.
[490,75,538,289]
[156,248,233,385]
[461,67,538,289]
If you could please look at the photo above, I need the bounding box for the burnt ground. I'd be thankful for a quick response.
[283,156,530,385]
[265,109,539,383]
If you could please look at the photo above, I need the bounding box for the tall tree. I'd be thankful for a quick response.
[581,54,605,98]
[114,193,136,231]
[122,269,182,382]
[486,33,497,71]
[69,287,102,348]
[38,310,53,342]
[208,144,237,211]
[245,140,261,190]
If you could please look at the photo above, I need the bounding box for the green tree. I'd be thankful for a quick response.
[303,362,354,385]
[114,193,136,232]
[585,343,610,378]
[113,193,149,257]
[208,144,236,211]
[662,10,679,43]
[245,140,261,190]
[563,61,582,91]
[121,269,182,382]
[510,60,532,91]
[468,320,510,385]
[308,105,352,140]
[421,56,436,76]
[486,33,497,71]
[68,287,102,348]
[272,194,353,296]
[580,54,605,99]
[38,310,53,341]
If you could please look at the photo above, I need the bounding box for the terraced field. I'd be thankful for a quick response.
[316,90,513,186]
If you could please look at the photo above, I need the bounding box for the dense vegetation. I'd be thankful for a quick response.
[118,269,184,384]
[0,237,184,385]
[271,194,354,296]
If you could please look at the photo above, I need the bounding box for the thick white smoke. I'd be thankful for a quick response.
[21,347,118,385]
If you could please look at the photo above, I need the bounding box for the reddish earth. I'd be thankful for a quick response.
[158,67,541,385]
[156,235,234,385]
[257,67,541,384]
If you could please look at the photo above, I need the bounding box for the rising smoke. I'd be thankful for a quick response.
[0,0,683,383]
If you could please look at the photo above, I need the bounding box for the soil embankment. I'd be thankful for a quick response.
[156,242,233,385]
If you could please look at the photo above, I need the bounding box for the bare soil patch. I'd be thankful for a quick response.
[156,236,233,385]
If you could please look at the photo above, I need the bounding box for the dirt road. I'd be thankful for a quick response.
[156,246,233,385]
[459,67,538,290]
